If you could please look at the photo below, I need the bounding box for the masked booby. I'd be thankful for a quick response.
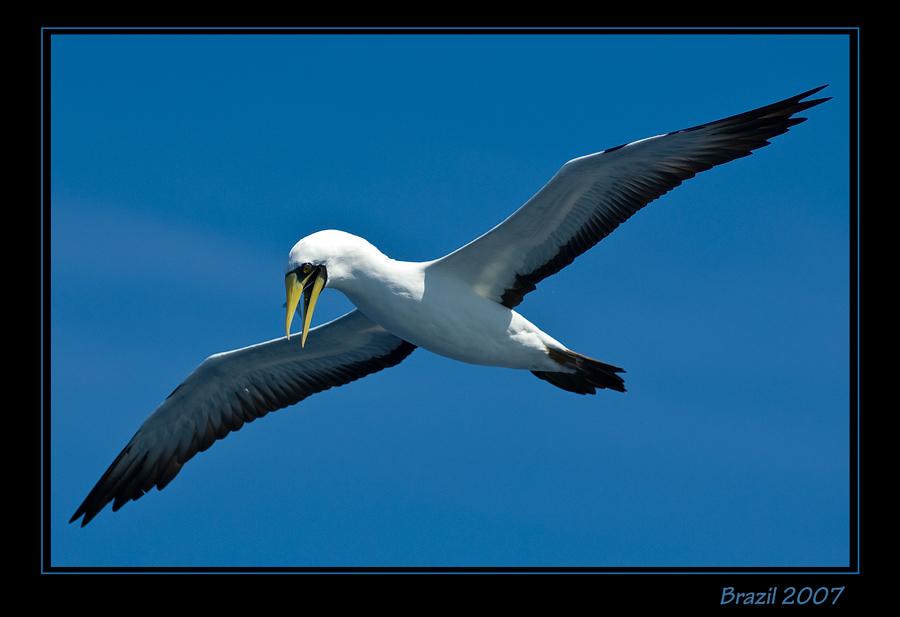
[71,86,830,526]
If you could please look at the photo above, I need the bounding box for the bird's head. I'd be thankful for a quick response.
[284,230,376,347]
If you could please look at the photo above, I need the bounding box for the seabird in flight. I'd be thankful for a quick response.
[70,86,830,526]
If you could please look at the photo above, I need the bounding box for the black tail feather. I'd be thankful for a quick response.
[533,348,626,395]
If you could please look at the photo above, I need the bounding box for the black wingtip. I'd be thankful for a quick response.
[791,85,832,111]
[70,508,94,527]
[799,84,829,97]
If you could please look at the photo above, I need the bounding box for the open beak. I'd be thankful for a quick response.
[285,266,327,347]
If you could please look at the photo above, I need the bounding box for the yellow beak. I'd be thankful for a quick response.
[285,268,326,347]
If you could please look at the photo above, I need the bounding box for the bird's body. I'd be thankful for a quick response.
[70,86,830,526]
[288,230,572,372]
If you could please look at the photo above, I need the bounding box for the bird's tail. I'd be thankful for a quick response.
[533,347,626,395]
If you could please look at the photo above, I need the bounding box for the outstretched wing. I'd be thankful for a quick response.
[431,86,830,308]
[70,309,416,526]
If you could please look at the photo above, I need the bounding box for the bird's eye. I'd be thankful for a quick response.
[303,265,311,274]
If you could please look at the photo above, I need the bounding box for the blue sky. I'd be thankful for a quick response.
[47,32,852,569]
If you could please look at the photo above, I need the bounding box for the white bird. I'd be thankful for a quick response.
[71,86,830,526]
